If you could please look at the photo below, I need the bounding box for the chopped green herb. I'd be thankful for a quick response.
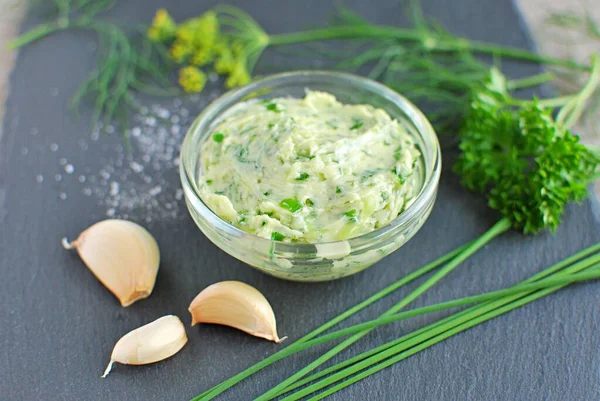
[261,221,267,226]
[206,179,213,185]
[263,190,272,196]
[266,102,283,113]
[215,191,225,195]
[326,120,339,129]
[265,211,274,217]
[349,119,364,130]
[394,146,402,161]
[240,126,256,135]
[213,132,225,143]
[280,197,302,213]
[267,123,275,129]
[271,231,285,241]
[336,186,343,194]
[382,192,389,201]
[384,140,391,146]
[305,198,314,206]
[234,145,252,163]
[297,152,315,160]
[296,172,310,181]
[361,170,377,182]
[342,209,357,218]
[239,216,247,223]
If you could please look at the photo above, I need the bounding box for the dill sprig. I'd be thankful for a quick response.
[13,1,598,139]
[11,0,177,141]
[204,1,591,131]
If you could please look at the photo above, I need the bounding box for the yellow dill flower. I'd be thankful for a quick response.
[175,24,196,44]
[169,40,193,64]
[214,48,236,74]
[179,66,207,93]
[231,40,245,56]
[226,62,251,88]
[191,47,214,67]
[194,11,220,48]
[177,11,220,50]
[148,8,177,42]
[212,39,230,56]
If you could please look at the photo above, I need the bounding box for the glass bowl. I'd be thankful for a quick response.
[180,71,441,282]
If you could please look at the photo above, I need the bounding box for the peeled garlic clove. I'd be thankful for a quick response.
[62,219,160,307]
[189,281,286,343]
[102,315,187,377]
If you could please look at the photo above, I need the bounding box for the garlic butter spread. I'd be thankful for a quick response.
[198,91,422,243]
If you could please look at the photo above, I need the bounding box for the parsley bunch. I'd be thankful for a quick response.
[456,58,600,234]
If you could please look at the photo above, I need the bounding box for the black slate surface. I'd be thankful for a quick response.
[2,1,600,400]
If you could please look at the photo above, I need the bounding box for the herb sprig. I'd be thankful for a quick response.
[13,1,598,138]
[10,0,177,141]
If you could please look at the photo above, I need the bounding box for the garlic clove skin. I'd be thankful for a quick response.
[62,219,160,307]
[102,315,187,378]
[189,281,286,343]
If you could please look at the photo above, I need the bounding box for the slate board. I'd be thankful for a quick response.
[2,1,600,400]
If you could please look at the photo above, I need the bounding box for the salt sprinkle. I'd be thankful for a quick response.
[109,181,120,196]
[59,158,67,166]
[30,127,39,136]
[148,186,162,196]
[64,95,210,221]
[54,174,62,182]
[36,175,44,183]
[130,161,144,173]
[65,164,75,174]
[50,143,59,152]
[59,192,67,200]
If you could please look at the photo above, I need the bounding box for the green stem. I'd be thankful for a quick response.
[9,23,64,49]
[557,54,600,128]
[507,72,554,90]
[280,242,600,396]
[293,243,600,400]
[283,264,600,357]
[309,287,560,400]
[268,27,589,71]
[257,218,512,400]
[192,242,470,400]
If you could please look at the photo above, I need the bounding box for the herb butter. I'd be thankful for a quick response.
[198,90,422,243]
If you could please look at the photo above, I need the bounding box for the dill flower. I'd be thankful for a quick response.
[175,24,195,44]
[191,48,215,67]
[176,11,220,50]
[214,48,236,74]
[147,8,177,42]
[193,11,220,48]
[169,40,193,64]
[225,61,251,88]
[179,66,207,93]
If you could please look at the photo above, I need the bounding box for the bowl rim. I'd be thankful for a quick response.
[180,70,441,249]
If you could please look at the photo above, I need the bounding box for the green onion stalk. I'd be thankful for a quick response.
[277,244,600,400]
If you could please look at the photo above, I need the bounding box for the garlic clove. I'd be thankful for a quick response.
[189,281,286,343]
[102,315,187,377]
[62,219,160,307]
